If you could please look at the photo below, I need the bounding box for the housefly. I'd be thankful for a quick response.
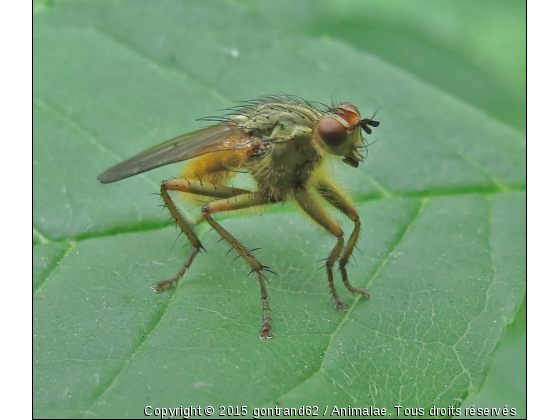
[98,95,380,338]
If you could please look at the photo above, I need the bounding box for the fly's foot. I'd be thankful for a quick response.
[259,322,273,339]
[335,301,348,312]
[151,279,175,292]
[344,285,370,299]
[152,248,201,293]
[259,292,273,339]
[353,288,370,300]
[341,267,370,299]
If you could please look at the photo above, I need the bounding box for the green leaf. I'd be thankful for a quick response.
[33,1,525,418]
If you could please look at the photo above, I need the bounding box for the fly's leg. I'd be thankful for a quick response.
[202,193,276,339]
[293,187,348,312]
[152,178,250,292]
[317,181,370,299]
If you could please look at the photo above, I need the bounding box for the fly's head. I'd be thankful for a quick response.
[315,102,380,168]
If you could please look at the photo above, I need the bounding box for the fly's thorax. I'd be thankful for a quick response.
[233,101,323,142]
[246,129,325,197]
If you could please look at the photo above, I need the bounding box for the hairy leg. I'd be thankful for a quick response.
[157,177,277,338]
[317,181,369,299]
[152,178,250,291]
[202,193,276,338]
[293,187,349,311]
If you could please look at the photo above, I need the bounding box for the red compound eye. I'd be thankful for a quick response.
[318,117,347,147]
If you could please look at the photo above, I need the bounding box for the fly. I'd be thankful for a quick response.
[98,95,380,338]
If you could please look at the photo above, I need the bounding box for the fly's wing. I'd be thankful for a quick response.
[97,123,248,183]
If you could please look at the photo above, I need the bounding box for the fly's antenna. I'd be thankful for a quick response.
[358,105,384,134]
[357,119,380,134]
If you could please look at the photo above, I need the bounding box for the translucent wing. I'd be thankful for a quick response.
[98,123,248,183]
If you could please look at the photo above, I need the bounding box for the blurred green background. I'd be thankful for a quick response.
[249,0,526,132]
[248,0,526,416]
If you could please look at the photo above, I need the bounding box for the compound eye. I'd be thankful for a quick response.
[318,117,347,147]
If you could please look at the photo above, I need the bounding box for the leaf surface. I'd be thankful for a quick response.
[33,1,526,418]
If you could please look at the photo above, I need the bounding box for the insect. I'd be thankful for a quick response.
[98,95,380,338]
